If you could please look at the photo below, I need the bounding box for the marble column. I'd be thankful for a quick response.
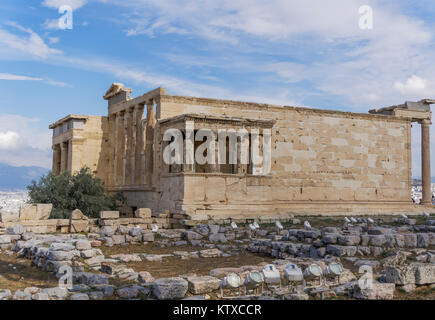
[52,144,61,174]
[421,119,432,205]
[134,104,145,185]
[110,113,117,187]
[122,111,128,185]
[125,108,134,185]
[116,111,125,185]
[145,100,156,185]
[60,141,68,173]
[67,139,72,172]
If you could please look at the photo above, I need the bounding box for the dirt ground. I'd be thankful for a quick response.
[394,286,435,300]
[100,243,274,279]
[101,243,199,256]
[0,254,58,291]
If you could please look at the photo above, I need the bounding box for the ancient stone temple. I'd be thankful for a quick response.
[49,83,435,219]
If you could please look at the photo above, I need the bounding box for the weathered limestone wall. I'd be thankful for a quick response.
[51,115,110,183]
[157,96,413,217]
[72,116,109,179]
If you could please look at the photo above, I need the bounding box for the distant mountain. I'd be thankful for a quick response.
[0,163,49,191]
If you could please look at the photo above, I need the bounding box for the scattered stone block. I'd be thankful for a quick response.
[403,234,417,248]
[6,224,24,235]
[116,286,139,299]
[75,240,92,250]
[99,211,119,219]
[135,208,151,219]
[138,271,155,283]
[129,227,143,237]
[352,282,395,300]
[142,232,155,242]
[322,233,338,244]
[32,292,49,300]
[18,204,37,220]
[187,276,221,294]
[199,249,222,258]
[326,245,357,257]
[369,235,386,246]
[0,211,19,222]
[48,250,75,261]
[13,290,31,300]
[386,265,416,285]
[153,277,188,300]
[414,264,435,285]
[84,255,105,266]
[89,291,104,300]
[40,287,68,300]
[417,233,430,248]
[284,293,309,300]
[74,272,109,285]
[0,289,12,300]
[19,204,52,221]
[183,230,203,241]
[111,235,126,245]
[49,243,75,251]
[338,235,360,246]
[70,293,90,300]
[209,233,227,243]
[71,209,88,220]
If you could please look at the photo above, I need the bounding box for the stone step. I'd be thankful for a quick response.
[0,228,6,235]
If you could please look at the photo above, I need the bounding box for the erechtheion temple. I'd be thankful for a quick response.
[49,83,435,220]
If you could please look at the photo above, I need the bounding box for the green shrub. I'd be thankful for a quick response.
[27,167,123,219]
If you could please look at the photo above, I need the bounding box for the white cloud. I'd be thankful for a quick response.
[0,73,43,81]
[0,131,20,149]
[48,37,59,44]
[0,73,70,87]
[0,23,61,59]
[43,19,59,30]
[103,0,434,110]
[44,79,71,87]
[42,0,88,10]
[0,115,51,168]
[394,75,427,94]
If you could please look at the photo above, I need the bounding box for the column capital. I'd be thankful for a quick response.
[420,119,432,126]
[135,103,145,110]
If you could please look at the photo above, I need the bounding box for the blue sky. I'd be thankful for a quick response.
[0,0,434,177]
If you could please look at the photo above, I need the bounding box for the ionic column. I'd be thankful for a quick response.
[67,139,72,172]
[116,111,125,185]
[141,119,146,185]
[125,108,134,185]
[421,119,432,205]
[52,144,61,174]
[145,100,156,185]
[122,111,128,185]
[60,141,68,173]
[110,113,117,187]
[134,104,145,185]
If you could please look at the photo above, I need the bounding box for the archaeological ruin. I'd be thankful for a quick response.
[49,84,435,220]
